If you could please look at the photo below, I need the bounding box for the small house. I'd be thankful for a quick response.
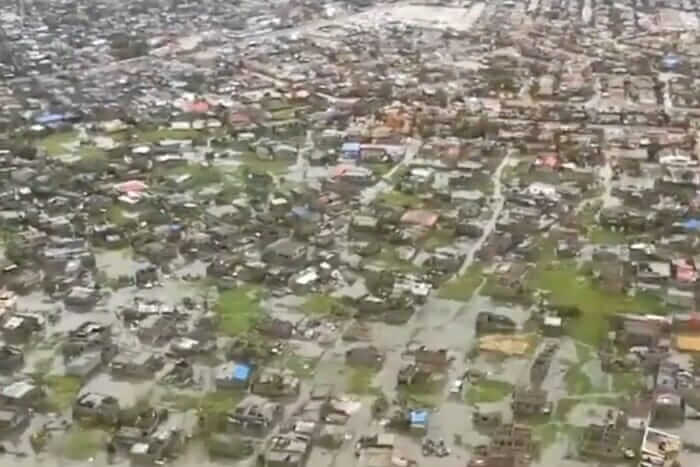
[251,368,300,398]
[110,352,164,378]
[228,395,283,435]
[215,362,253,390]
[0,381,43,408]
[73,392,120,425]
[345,346,384,369]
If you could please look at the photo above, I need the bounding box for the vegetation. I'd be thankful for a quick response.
[527,250,665,345]
[44,375,81,411]
[215,287,263,336]
[347,368,379,395]
[278,355,319,379]
[37,131,78,156]
[466,379,514,403]
[59,427,109,460]
[564,362,593,395]
[423,229,455,251]
[612,371,645,394]
[378,190,423,208]
[376,246,421,273]
[302,294,347,316]
[240,152,294,174]
[397,378,444,408]
[437,266,484,301]
[588,227,627,245]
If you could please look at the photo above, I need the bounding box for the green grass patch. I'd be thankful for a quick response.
[106,205,130,226]
[302,294,347,316]
[366,163,393,177]
[378,190,423,208]
[376,246,421,273]
[565,363,593,395]
[466,379,514,404]
[163,389,244,415]
[44,375,81,411]
[278,355,319,379]
[135,128,202,143]
[397,378,444,408]
[270,108,297,120]
[37,131,78,156]
[347,368,380,395]
[588,227,626,245]
[239,152,294,174]
[437,266,484,301]
[527,254,665,345]
[423,229,455,251]
[554,398,579,421]
[535,422,559,451]
[59,427,108,460]
[215,287,263,336]
[612,372,645,394]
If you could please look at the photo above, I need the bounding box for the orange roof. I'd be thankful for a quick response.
[400,209,439,228]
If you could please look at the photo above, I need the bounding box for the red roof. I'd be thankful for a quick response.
[115,180,147,194]
[401,209,439,228]
[185,99,210,114]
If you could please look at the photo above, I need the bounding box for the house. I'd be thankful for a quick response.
[640,427,681,467]
[110,351,164,378]
[2,313,43,341]
[0,407,30,436]
[476,312,516,334]
[414,347,449,372]
[113,407,166,448]
[62,322,111,358]
[511,387,551,418]
[578,410,627,460]
[215,362,253,390]
[263,239,308,267]
[652,391,685,423]
[263,433,311,467]
[0,344,24,371]
[228,395,283,435]
[409,409,429,433]
[65,350,106,378]
[137,315,176,344]
[256,318,294,339]
[345,346,384,369]
[129,427,184,464]
[73,393,120,425]
[168,337,215,357]
[251,368,300,398]
[0,381,43,408]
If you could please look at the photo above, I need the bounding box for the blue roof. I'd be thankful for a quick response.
[291,206,311,219]
[409,409,428,425]
[342,142,361,152]
[35,113,67,124]
[682,219,700,231]
[232,364,251,381]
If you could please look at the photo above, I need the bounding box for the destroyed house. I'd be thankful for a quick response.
[511,388,550,417]
[578,410,626,459]
[263,433,311,467]
[73,392,120,424]
[228,395,283,435]
[251,368,300,398]
[0,381,43,407]
[414,347,449,371]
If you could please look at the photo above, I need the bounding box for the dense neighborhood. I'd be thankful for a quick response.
[0,0,699,467]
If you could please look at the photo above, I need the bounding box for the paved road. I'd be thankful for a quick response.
[359,139,421,206]
[458,150,511,275]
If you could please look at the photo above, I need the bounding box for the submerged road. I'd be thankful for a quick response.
[458,150,511,276]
